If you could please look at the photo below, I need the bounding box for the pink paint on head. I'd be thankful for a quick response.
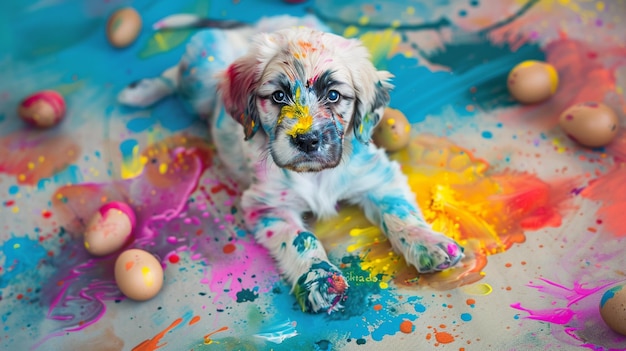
[583,102,599,108]
[565,114,574,120]
[99,201,136,229]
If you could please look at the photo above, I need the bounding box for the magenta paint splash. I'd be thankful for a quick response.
[98,201,137,229]
[36,145,209,345]
[512,278,626,350]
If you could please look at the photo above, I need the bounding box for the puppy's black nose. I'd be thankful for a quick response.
[293,133,320,153]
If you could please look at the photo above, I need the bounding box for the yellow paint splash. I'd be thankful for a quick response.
[317,134,570,291]
[280,87,313,137]
[142,266,153,287]
[359,29,401,66]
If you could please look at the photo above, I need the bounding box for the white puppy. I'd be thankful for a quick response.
[119,16,464,313]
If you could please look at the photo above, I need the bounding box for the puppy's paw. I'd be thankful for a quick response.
[384,213,464,273]
[401,233,464,273]
[293,261,348,314]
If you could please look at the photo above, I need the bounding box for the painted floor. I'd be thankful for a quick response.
[1,0,626,350]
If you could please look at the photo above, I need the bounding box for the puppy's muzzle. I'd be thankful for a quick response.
[293,132,321,154]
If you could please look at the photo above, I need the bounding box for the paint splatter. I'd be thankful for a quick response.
[512,278,626,350]
[318,134,574,291]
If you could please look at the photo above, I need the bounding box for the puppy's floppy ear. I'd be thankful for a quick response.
[346,40,394,144]
[219,53,262,140]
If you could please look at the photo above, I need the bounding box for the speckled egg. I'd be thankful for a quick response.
[114,249,164,301]
[84,201,136,256]
[559,102,619,148]
[373,108,411,152]
[106,7,142,48]
[507,60,559,104]
[18,90,66,128]
[600,284,626,336]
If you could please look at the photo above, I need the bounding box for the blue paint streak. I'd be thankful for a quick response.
[52,164,83,185]
[119,139,138,159]
[600,285,623,308]
[389,40,545,123]
[482,131,493,139]
[370,313,418,341]
[461,313,473,322]
[0,236,47,288]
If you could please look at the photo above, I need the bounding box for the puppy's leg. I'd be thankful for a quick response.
[241,189,348,313]
[356,152,464,273]
[117,66,179,107]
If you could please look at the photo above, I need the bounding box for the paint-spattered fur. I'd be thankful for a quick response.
[118,16,464,313]
[216,28,464,313]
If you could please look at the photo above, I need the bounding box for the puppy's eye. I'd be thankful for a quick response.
[327,90,340,103]
[272,91,286,104]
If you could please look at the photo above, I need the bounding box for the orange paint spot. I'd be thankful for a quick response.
[222,243,236,254]
[587,227,597,233]
[435,331,455,344]
[466,299,475,306]
[125,261,134,271]
[132,317,182,351]
[400,320,413,334]
[505,263,512,268]
[204,326,229,344]
[189,315,201,325]
[373,304,383,311]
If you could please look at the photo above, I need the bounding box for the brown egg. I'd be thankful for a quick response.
[106,7,142,48]
[373,108,411,152]
[559,102,619,148]
[114,249,164,301]
[599,284,626,336]
[507,60,559,104]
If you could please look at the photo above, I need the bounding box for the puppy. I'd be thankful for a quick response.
[119,17,464,313]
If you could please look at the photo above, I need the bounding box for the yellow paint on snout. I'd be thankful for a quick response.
[279,86,314,137]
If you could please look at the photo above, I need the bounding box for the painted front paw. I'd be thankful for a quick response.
[293,261,348,314]
[401,234,464,273]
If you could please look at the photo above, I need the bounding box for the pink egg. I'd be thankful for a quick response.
[84,201,136,256]
[18,90,66,128]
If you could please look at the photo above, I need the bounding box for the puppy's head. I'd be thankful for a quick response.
[219,27,393,172]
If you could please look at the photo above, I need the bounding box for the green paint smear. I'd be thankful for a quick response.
[138,0,211,59]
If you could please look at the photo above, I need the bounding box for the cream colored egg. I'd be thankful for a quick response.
[106,7,142,48]
[84,202,136,256]
[114,249,164,301]
[600,284,626,336]
[559,102,619,148]
[507,60,559,104]
[373,108,412,152]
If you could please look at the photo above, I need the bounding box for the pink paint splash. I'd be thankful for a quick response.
[512,278,626,350]
[497,36,626,132]
[581,164,626,237]
[35,144,208,346]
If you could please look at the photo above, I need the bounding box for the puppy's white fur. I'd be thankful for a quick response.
[118,16,464,313]
[216,28,463,313]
